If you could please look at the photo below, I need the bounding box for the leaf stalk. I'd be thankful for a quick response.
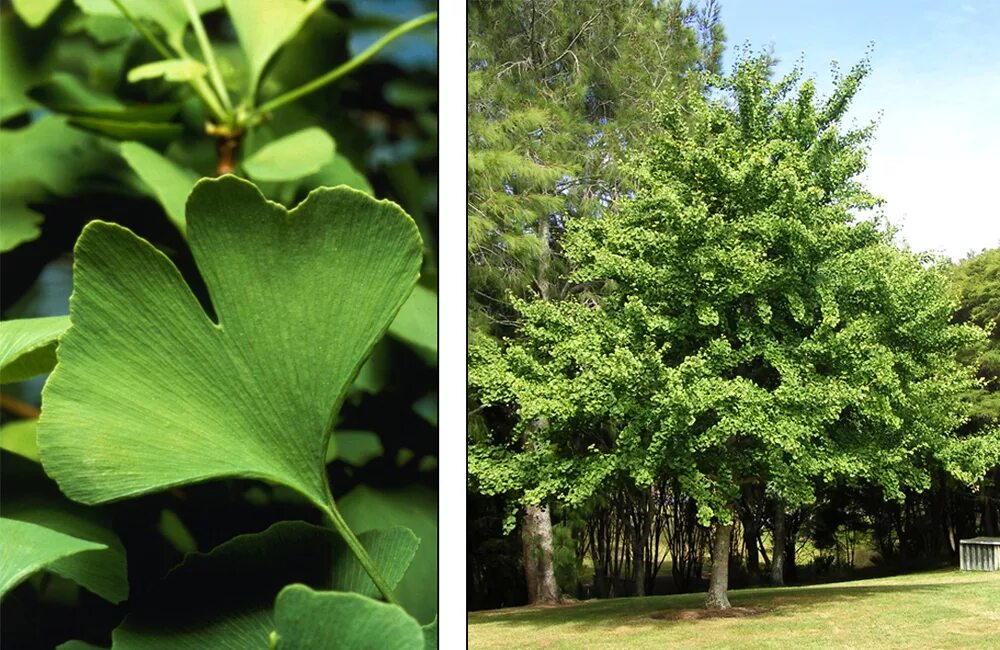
[252,11,438,117]
[322,494,401,606]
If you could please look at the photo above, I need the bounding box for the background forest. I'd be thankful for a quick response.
[467,0,1000,612]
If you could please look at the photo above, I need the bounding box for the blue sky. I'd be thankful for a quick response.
[721,0,1000,260]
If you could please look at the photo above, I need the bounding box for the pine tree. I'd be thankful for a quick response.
[467,0,725,604]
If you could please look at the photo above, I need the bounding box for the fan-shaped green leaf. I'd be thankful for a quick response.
[113,521,418,648]
[339,485,437,623]
[0,517,105,599]
[74,0,222,51]
[38,175,421,516]
[0,316,70,383]
[224,0,323,97]
[120,141,198,232]
[3,497,128,602]
[243,127,335,182]
[273,585,424,650]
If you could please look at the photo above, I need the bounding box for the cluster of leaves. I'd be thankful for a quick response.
[1,1,437,647]
[470,52,994,539]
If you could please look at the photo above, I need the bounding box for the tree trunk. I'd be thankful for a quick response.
[741,505,760,575]
[771,502,786,586]
[630,487,654,596]
[705,522,733,609]
[522,504,560,604]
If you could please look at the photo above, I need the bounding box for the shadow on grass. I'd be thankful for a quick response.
[468,578,983,631]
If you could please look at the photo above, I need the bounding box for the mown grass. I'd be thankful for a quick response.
[468,569,1000,649]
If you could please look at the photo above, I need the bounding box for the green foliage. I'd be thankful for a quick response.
[471,52,981,532]
[273,585,424,650]
[0,518,107,599]
[111,521,420,648]
[0,316,69,383]
[2,497,128,603]
[468,0,726,332]
[1,2,437,646]
[242,127,335,181]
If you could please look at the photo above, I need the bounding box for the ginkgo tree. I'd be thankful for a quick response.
[471,52,989,610]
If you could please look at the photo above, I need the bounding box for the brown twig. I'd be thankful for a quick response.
[0,394,41,419]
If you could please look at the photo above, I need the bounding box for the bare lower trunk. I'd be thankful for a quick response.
[705,522,733,609]
[632,487,654,596]
[522,504,560,604]
[771,502,786,586]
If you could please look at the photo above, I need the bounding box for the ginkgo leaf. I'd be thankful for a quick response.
[272,585,424,650]
[119,141,199,232]
[0,316,70,383]
[68,116,182,145]
[38,175,421,515]
[388,284,437,361]
[11,0,63,28]
[0,200,43,252]
[326,430,383,466]
[340,485,437,623]
[0,517,105,599]
[242,127,335,182]
[113,521,418,648]
[224,0,323,97]
[0,419,39,461]
[127,59,207,83]
[29,73,182,122]
[75,0,222,51]
[3,497,129,603]
[306,153,373,195]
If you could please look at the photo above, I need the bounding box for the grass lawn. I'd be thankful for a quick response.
[468,569,1000,649]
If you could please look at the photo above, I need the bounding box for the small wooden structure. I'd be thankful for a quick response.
[959,537,1000,571]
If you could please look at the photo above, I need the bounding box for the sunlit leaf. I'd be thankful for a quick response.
[0,316,70,383]
[272,584,424,650]
[0,419,40,461]
[11,0,63,28]
[74,0,223,51]
[38,176,422,514]
[223,0,323,97]
[243,127,335,182]
[128,59,207,84]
